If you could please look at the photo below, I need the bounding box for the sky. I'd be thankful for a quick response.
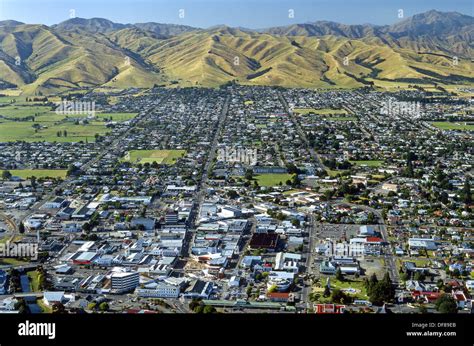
[0,0,472,28]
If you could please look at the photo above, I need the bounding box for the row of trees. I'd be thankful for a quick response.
[188,299,216,313]
[364,273,395,306]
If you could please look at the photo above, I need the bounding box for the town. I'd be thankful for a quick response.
[0,85,472,314]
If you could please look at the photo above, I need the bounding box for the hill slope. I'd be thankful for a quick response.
[0,11,472,94]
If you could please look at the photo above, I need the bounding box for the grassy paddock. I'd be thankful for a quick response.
[2,169,68,179]
[123,149,186,165]
[431,122,474,131]
[255,173,294,186]
[349,160,384,167]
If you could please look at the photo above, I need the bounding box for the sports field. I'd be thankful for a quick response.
[123,150,186,164]
[255,173,294,186]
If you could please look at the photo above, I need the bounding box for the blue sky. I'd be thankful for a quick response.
[0,0,472,28]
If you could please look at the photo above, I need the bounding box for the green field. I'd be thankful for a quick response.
[319,277,369,300]
[0,105,111,142]
[1,169,68,179]
[27,270,41,292]
[95,112,137,122]
[349,160,384,167]
[0,258,27,266]
[430,122,474,131]
[255,173,294,186]
[293,108,348,115]
[0,105,51,118]
[325,117,357,121]
[123,149,186,164]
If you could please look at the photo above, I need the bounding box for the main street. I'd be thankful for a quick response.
[182,95,230,258]
[277,91,326,172]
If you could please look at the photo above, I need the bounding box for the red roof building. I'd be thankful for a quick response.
[314,303,346,314]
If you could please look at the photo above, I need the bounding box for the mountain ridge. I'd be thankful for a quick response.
[0,10,472,94]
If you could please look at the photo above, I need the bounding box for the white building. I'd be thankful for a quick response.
[135,283,180,298]
[408,238,437,250]
[110,271,140,293]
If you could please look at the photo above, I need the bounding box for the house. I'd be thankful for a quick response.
[43,291,66,306]
[452,290,472,310]
[411,291,441,303]
[465,280,474,291]
[408,238,437,251]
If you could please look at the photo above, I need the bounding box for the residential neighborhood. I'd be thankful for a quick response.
[0,85,472,316]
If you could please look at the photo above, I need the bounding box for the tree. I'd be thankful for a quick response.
[461,179,472,205]
[188,299,201,311]
[18,222,25,234]
[331,288,353,304]
[366,273,378,296]
[435,294,458,314]
[268,284,278,293]
[99,302,109,311]
[193,305,204,313]
[366,272,394,306]
[227,190,238,199]
[414,271,426,282]
[245,169,254,181]
[52,302,66,314]
[323,285,331,298]
[30,176,37,189]
[15,298,30,314]
[2,170,12,180]
[203,305,216,314]
[335,267,344,282]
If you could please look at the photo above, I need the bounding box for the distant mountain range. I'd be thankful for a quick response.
[0,10,472,94]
